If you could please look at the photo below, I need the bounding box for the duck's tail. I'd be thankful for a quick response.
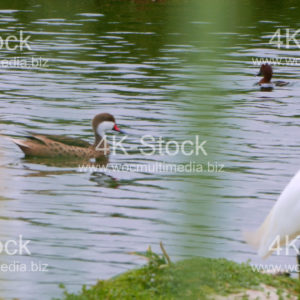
[10,138,29,147]
[11,138,33,156]
[0,134,30,154]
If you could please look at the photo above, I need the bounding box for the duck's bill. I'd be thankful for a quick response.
[113,124,126,134]
[256,71,262,76]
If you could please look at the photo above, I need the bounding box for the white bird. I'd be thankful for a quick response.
[244,170,300,258]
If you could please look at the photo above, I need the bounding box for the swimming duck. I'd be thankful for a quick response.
[10,113,124,159]
[256,63,289,89]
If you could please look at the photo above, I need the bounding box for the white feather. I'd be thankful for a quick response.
[260,83,274,89]
[97,121,114,138]
[245,170,300,258]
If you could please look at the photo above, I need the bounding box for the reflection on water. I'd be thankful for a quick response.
[0,0,300,299]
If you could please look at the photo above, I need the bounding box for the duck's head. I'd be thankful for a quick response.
[92,113,124,139]
[257,64,273,82]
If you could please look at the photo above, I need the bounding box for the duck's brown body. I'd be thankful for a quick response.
[13,134,109,159]
[10,113,121,160]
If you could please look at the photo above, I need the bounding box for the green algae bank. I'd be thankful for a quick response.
[0,0,300,299]
[58,247,300,300]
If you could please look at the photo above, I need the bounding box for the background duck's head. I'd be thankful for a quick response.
[257,64,273,83]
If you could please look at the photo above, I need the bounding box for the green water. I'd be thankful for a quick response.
[0,0,300,299]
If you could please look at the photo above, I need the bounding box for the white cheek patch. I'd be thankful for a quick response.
[97,121,114,137]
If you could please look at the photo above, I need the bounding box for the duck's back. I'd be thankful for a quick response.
[13,135,108,159]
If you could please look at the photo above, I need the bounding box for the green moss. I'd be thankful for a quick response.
[58,246,300,300]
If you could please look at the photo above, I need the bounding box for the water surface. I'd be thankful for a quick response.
[0,1,300,299]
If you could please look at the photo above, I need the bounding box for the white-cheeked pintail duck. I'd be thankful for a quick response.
[10,113,124,159]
